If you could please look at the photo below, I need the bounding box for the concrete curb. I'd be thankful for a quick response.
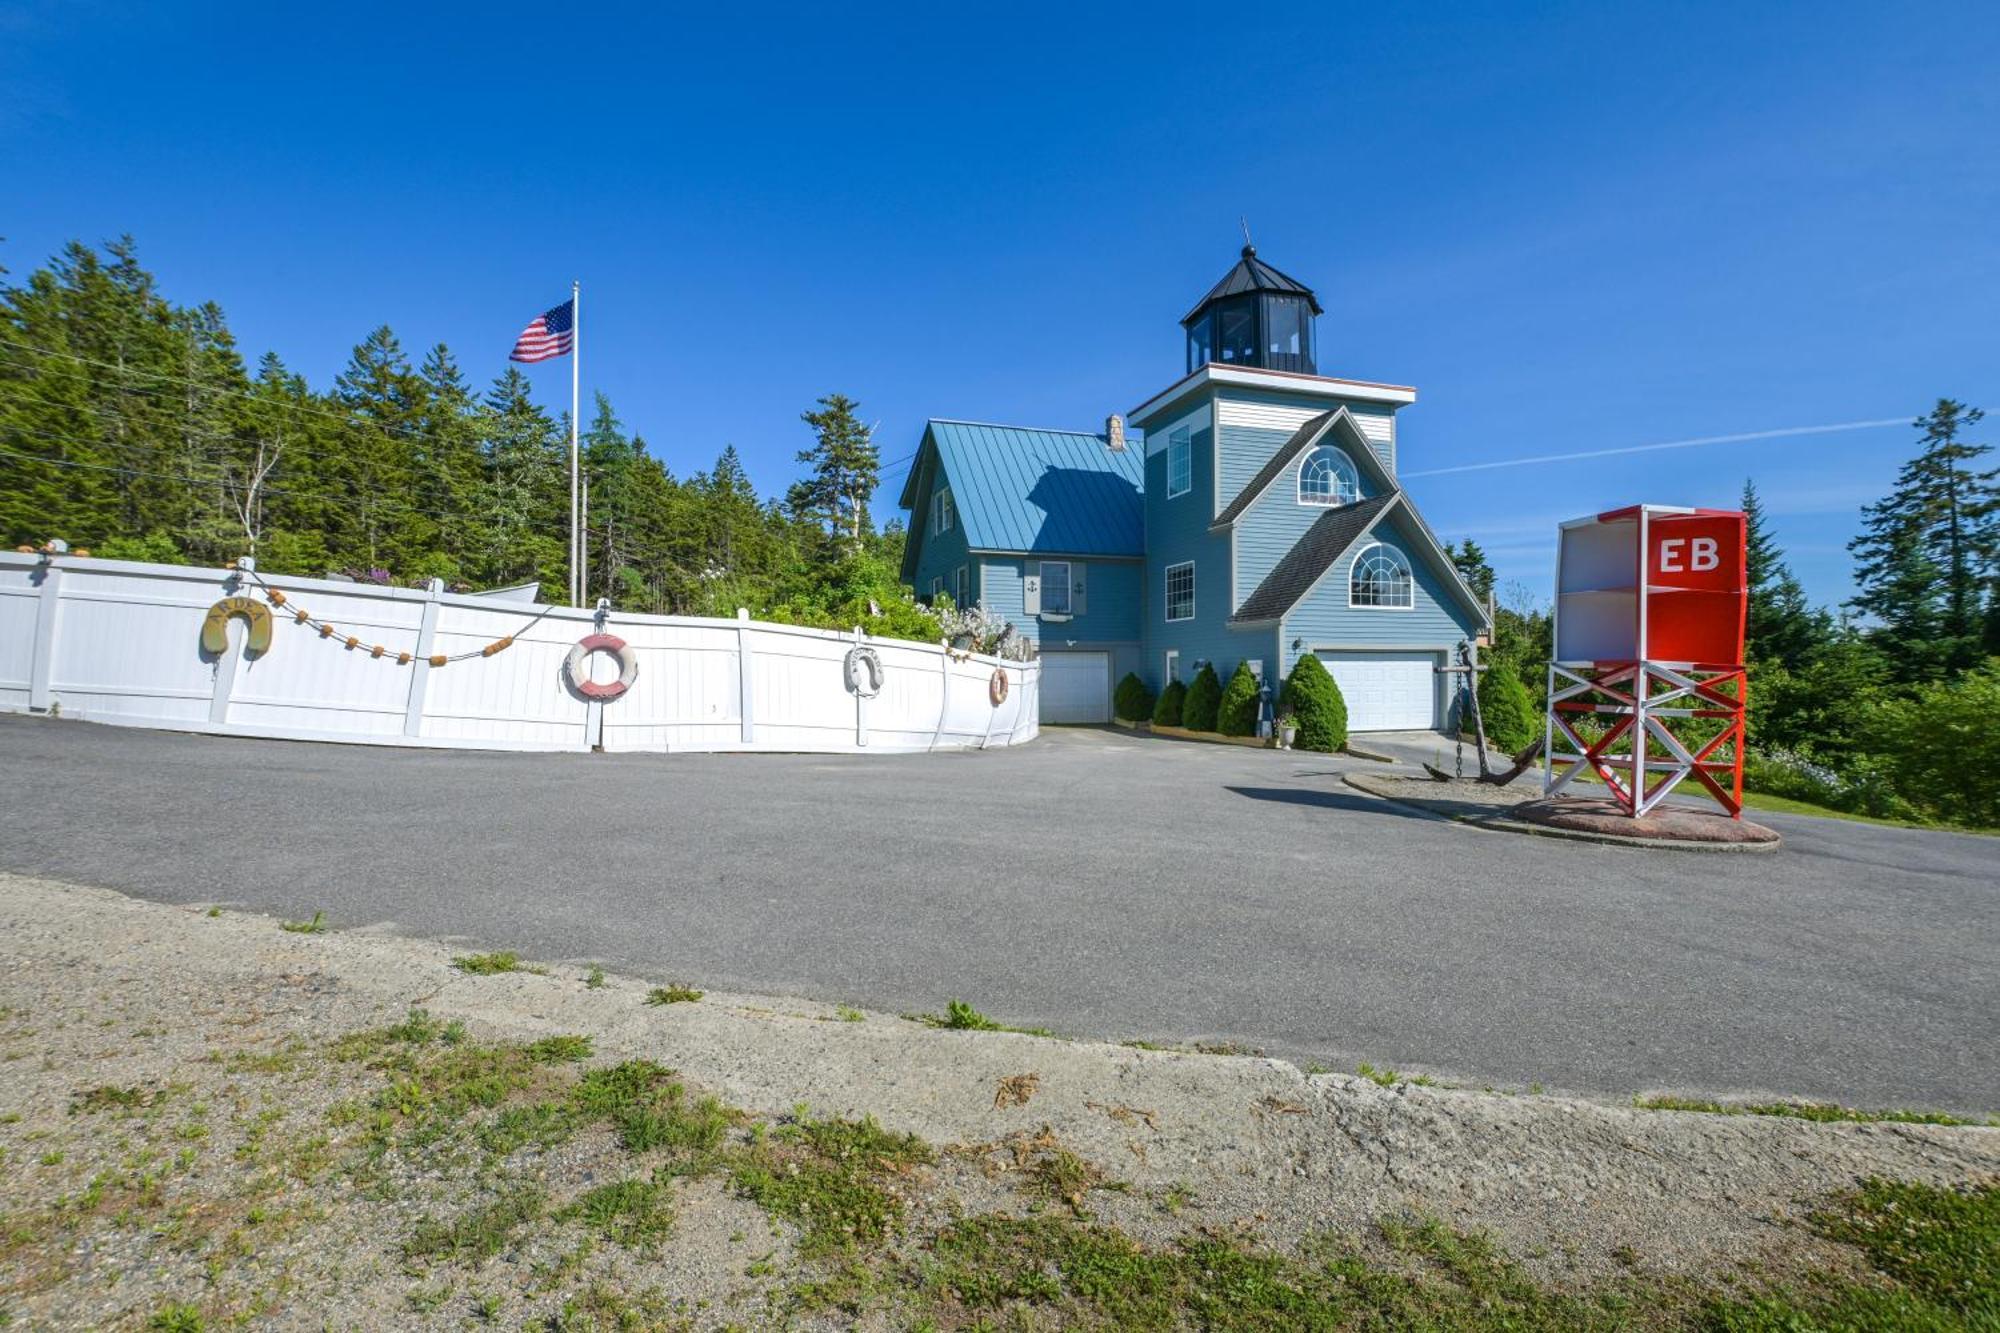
[1342,773,1784,853]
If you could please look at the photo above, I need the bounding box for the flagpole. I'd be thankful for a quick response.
[569,279,581,607]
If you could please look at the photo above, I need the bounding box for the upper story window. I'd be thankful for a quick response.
[1350,541,1413,609]
[1298,446,1359,507]
[931,486,956,534]
[1164,561,1195,621]
[1040,560,1073,615]
[1167,427,1192,498]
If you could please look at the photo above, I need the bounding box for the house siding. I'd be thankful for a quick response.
[980,557,1143,686]
[909,457,972,603]
[1231,452,1391,612]
[1214,386,1398,500]
[1278,508,1483,680]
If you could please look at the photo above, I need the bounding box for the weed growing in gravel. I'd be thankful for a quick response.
[1634,1095,1989,1127]
[584,965,606,989]
[146,1304,204,1332]
[914,999,1055,1038]
[1358,1062,1437,1088]
[70,1084,162,1114]
[451,951,525,975]
[645,984,703,1005]
[562,1178,676,1251]
[836,1005,865,1023]
[404,1185,546,1263]
[278,911,326,934]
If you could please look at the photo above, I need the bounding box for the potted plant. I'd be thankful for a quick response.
[1276,710,1299,749]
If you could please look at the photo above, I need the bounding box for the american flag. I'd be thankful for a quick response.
[509,298,575,363]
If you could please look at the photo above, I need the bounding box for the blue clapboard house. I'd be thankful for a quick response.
[898,246,1488,729]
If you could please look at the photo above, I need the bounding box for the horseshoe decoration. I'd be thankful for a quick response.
[200,596,274,656]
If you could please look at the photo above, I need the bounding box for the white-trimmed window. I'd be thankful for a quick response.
[1350,541,1413,609]
[931,486,956,534]
[1165,650,1180,683]
[1298,446,1359,507]
[954,565,969,607]
[1164,561,1195,621]
[1167,427,1192,498]
[928,575,944,601]
[1040,560,1072,615]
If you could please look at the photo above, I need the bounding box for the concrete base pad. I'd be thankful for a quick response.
[1509,795,1781,846]
[1343,773,1782,852]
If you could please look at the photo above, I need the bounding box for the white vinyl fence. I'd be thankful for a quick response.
[0,551,1040,754]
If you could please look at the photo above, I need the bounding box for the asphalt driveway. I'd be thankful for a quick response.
[1,713,1994,1112]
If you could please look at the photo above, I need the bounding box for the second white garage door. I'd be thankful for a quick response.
[1040,651,1110,724]
[1318,650,1438,731]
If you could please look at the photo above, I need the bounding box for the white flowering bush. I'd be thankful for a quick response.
[926,600,1036,661]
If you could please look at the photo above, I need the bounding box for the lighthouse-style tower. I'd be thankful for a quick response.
[1180,244,1324,375]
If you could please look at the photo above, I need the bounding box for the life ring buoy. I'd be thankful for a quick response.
[565,633,637,701]
[989,667,1010,706]
[200,596,273,656]
[844,646,884,698]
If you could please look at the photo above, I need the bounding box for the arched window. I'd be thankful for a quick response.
[1297,446,1359,507]
[1350,541,1413,608]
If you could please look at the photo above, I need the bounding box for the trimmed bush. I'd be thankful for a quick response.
[1279,654,1347,752]
[1217,661,1261,736]
[1152,678,1187,727]
[1476,657,1539,754]
[1181,663,1223,732]
[1113,672,1156,723]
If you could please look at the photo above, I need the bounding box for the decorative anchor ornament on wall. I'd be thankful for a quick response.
[199,596,274,657]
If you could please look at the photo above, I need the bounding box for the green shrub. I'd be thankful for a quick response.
[1856,661,2000,828]
[1152,678,1186,727]
[1279,655,1347,752]
[1181,663,1222,732]
[1217,662,1261,736]
[1113,672,1155,723]
[1476,656,1539,754]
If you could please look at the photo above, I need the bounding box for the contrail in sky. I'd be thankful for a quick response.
[1400,418,1911,478]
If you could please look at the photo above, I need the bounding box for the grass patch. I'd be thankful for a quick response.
[584,964,606,989]
[1704,1177,1999,1328]
[278,911,327,934]
[451,951,524,975]
[835,1005,866,1023]
[574,1059,732,1157]
[403,1185,546,1264]
[1635,1094,1990,1127]
[729,1112,931,1256]
[913,999,1055,1038]
[146,1305,205,1332]
[917,1212,1639,1330]
[645,984,703,1005]
[563,1178,675,1251]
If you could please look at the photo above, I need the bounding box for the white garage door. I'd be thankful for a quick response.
[1319,650,1438,732]
[1040,651,1110,724]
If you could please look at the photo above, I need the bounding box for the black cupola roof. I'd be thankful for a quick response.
[1181,244,1323,325]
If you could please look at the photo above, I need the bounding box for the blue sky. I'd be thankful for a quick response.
[5,1,1995,608]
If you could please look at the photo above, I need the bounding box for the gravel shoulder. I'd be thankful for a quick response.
[1,872,1995,1328]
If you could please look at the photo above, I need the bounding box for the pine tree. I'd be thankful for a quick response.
[1449,538,1495,604]
[1848,401,1997,681]
[1741,479,1827,670]
[796,393,879,543]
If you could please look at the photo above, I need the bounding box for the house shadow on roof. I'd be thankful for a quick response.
[1225,785,1443,824]
[1021,466,1143,556]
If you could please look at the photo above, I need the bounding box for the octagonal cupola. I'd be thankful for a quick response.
[1181,244,1322,375]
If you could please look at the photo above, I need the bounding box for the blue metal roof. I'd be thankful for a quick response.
[910,420,1145,557]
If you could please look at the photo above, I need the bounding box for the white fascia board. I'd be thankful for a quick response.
[1129,364,1417,424]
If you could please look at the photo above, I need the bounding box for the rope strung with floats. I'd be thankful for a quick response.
[235,564,557,668]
